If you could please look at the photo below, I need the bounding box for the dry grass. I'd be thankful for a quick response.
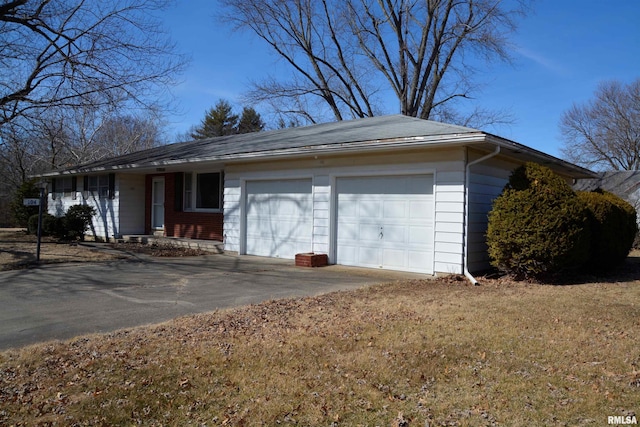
[0,229,124,270]
[0,229,208,271]
[1,268,639,425]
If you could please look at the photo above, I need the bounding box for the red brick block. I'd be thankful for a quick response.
[295,253,328,267]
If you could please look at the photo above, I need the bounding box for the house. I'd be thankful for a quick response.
[40,115,597,280]
[574,171,640,212]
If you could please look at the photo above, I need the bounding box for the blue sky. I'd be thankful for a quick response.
[160,0,639,159]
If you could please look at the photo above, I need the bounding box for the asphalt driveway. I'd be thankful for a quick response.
[0,253,423,350]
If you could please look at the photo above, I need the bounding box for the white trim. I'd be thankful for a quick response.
[183,170,223,213]
[151,176,165,230]
[239,179,247,255]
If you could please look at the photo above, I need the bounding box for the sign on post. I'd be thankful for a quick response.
[23,198,40,206]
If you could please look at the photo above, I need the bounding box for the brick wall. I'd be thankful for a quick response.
[145,173,223,241]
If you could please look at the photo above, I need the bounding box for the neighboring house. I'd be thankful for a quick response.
[574,170,640,226]
[40,115,596,278]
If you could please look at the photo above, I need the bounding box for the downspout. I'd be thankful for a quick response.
[464,145,501,285]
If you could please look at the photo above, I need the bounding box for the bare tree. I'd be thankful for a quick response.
[220,0,527,125]
[560,79,640,171]
[0,0,186,126]
[0,103,165,185]
[34,104,165,167]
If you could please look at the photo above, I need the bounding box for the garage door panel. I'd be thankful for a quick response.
[408,251,429,269]
[383,224,407,243]
[409,225,431,244]
[336,175,434,274]
[360,201,382,218]
[409,200,431,219]
[359,223,381,241]
[245,179,312,259]
[383,248,406,268]
[247,179,311,194]
[383,201,407,218]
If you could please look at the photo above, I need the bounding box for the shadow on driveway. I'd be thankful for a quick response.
[0,253,426,350]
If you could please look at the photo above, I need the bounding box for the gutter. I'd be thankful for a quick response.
[463,145,501,285]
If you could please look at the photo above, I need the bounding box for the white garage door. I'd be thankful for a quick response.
[245,179,313,259]
[336,175,434,274]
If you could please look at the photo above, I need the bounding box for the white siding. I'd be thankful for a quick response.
[82,177,118,240]
[48,174,145,240]
[224,149,467,275]
[433,170,465,274]
[223,178,242,253]
[466,157,518,272]
[312,175,331,254]
[49,191,81,218]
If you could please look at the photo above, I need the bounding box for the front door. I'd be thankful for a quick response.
[151,177,165,230]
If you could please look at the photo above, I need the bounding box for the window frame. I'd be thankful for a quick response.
[87,174,110,199]
[83,174,115,200]
[183,170,222,212]
[53,176,76,200]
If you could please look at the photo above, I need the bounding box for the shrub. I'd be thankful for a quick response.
[27,213,62,236]
[578,190,638,271]
[27,205,95,241]
[62,205,96,241]
[486,163,591,280]
[27,214,39,235]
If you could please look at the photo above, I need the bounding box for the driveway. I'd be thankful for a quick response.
[0,253,423,350]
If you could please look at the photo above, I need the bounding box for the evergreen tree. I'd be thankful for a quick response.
[190,100,239,139]
[237,107,265,134]
[10,180,40,227]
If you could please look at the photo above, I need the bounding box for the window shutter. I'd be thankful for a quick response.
[51,178,57,200]
[83,176,89,192]
[108,173,115,199]
[220,171,225,207]
[174,172,184,212]
[71,176,77,200]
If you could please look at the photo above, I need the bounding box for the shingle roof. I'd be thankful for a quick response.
[45,115,481,174]
[574,171,640,201]
[39,114,597,179]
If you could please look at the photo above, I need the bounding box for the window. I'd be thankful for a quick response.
[183,171,221,211]
[53,176,76,199]
[87,175,110,198]
[83,174,115,199]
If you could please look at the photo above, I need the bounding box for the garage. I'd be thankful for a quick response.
[245,179,313,259]
[336,175,434,273]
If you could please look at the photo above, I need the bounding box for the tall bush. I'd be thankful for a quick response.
[63,205,96,241]
[577,190,637,271]
[486,163,591,280]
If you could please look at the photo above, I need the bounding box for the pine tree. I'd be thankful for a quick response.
[237,107,265,134]
[190,100,239,139]
[190,100,265,139]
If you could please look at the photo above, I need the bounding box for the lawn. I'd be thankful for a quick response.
[1,263,639,425]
